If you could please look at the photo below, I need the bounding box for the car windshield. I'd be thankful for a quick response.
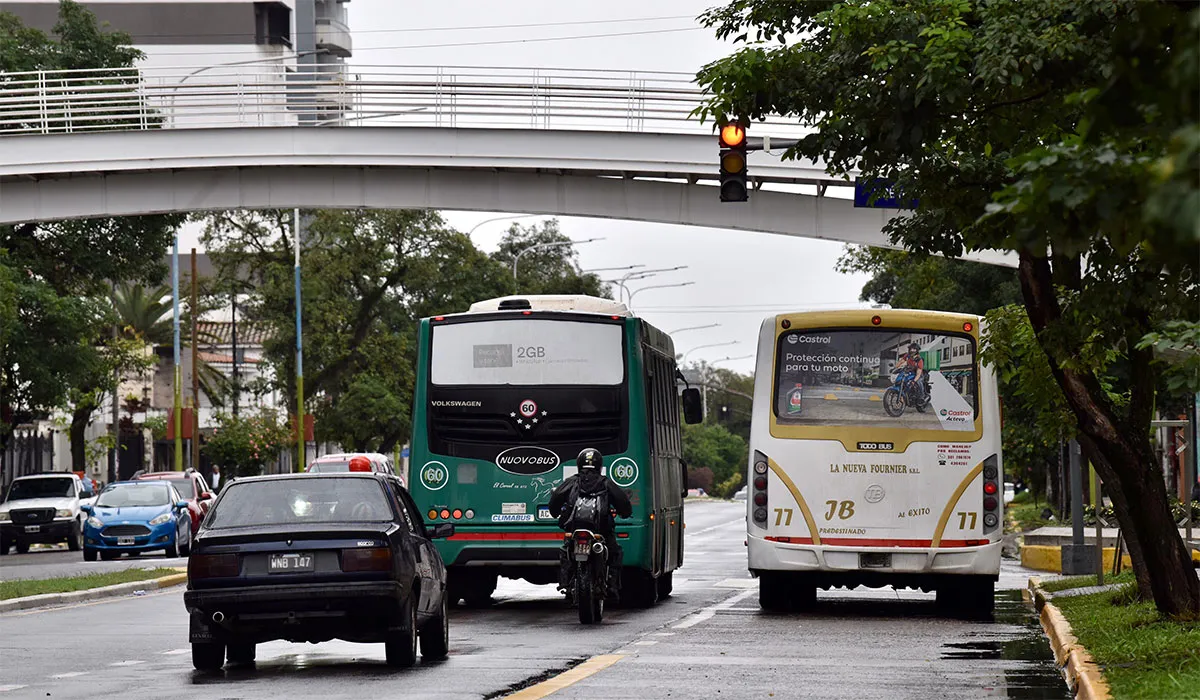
[146,478,194,498]
[206,477,394,528]
[7,477,74,501]
[95,483,172,508]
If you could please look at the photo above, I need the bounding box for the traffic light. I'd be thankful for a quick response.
[718,122,748,202]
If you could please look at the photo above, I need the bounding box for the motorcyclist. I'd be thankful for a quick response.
[548,448,632,598]
[895,342,928,406]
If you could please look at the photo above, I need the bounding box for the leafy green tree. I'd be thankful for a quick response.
[696,0,1199,615]
[0,2,183,459]
[836,247,1021,316]
[491,220,611,298]
[203,410,291,480]
[682,422,747,496]
[203,209,513,454]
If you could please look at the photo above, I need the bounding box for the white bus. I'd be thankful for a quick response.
[746,309,1002,616]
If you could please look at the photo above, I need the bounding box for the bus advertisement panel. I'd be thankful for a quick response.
[409,297,689,608]
[747,309,1002,617]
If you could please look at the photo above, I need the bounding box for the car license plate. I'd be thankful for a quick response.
[574,541,590,556]
[269,552,314,573]
[24,525,40,533]
[117,536,135,545]
[860,552,891,568]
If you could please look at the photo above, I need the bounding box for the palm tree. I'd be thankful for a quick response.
[112,282,230,405]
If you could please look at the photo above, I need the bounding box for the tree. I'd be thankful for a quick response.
[682,422,747,496]
[202,209,514,454]
[0,2,184,459]
[697,0,1199,616]
[491,220,611,298]
[203,410,291,480]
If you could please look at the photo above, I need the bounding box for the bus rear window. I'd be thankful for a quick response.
[431,319,624,386]
[775,328,977,431]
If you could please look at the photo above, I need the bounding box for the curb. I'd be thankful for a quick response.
[0,571,188,613]
[1027,577,1113,700]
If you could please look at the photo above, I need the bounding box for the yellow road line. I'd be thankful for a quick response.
[931,462,984,547]
[505,655,626,699]
[823,393,838,400]
[868,395,882,402]
[766,457,821,546]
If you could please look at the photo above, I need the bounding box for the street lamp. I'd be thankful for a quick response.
[628,281,694,310]
[669,323,720,334]
[610,266,688,305]
[682,340,740,364]
[711,354,754,365]
[512,237,604,281]
[582,264,646,274]
[467,214,541,239]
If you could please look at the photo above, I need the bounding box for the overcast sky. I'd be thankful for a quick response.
[183,0,873,375]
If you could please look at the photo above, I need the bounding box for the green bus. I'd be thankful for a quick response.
[408,295,702,607]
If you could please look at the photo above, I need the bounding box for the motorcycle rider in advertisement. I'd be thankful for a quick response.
[548,448,632,599]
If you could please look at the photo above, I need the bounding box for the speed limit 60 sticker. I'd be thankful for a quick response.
[419,461,449,491]
[609,457,639,487]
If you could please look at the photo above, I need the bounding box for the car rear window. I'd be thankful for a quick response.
[308,462,350,473]
[206,478,394,528]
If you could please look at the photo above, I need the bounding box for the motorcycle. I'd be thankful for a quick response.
[883,370,930,418]
[566,529,609,624]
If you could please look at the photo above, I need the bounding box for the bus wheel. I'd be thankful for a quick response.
[656,572,674,599]
[620,568,658,608]
[792,581,817,611]
[758,573,790,612]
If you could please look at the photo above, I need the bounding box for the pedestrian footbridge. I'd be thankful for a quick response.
[0,64,1012,265]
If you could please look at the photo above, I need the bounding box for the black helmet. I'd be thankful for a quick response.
[908,342,920,352]
[577,448,602,471]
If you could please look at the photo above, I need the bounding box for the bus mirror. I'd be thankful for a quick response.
[682,388,703,424]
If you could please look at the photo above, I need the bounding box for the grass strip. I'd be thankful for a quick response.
[0,568,178,600]
[1042,570,1137,593]
[1053,586,1200,699]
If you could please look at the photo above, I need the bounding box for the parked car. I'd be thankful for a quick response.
[1003,483,1016,504]
[184,473,452,671]
[686,488,707,498]
[0,472,96,554]
[82,481,192,561]
[732,486,748,502]
[307,453,402,483]
[133,468,215,534]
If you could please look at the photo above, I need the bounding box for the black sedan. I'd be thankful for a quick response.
[184,472,453,671]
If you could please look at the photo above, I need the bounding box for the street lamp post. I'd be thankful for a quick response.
[582,264,646,274]
[628,281,694,311]
[467,214,541,239]
[669,323,720,334]
[608,266,688,306]
[682,340,741,365]
[512,237,604,282]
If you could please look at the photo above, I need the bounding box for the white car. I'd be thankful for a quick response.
[732,486,748,502]
[1003,483,1016,504]
[0,472,96,554]
[307,453,402,484]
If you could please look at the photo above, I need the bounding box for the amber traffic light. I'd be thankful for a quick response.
[719,121,748,202]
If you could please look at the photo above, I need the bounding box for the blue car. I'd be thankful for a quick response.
[82,481,192,561]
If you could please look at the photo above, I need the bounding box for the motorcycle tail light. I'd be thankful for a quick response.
[342,547,392,573]
[574,531,592,543]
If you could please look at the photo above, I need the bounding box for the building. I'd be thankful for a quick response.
[0,0,354,125]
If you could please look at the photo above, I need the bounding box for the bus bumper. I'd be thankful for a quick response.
[747,533,1001,577]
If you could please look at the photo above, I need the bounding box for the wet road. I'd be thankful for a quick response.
[0,501,1067,699]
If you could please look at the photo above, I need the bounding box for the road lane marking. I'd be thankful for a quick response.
[50,672,87,679]
[504,654,625,699]
[686,518,744,537]
[0,686,27,693]
[714,578,756,589]
[160,649,190,655]
[110,660,145,667]
[673,589,757,629]
[633,640,658,646]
